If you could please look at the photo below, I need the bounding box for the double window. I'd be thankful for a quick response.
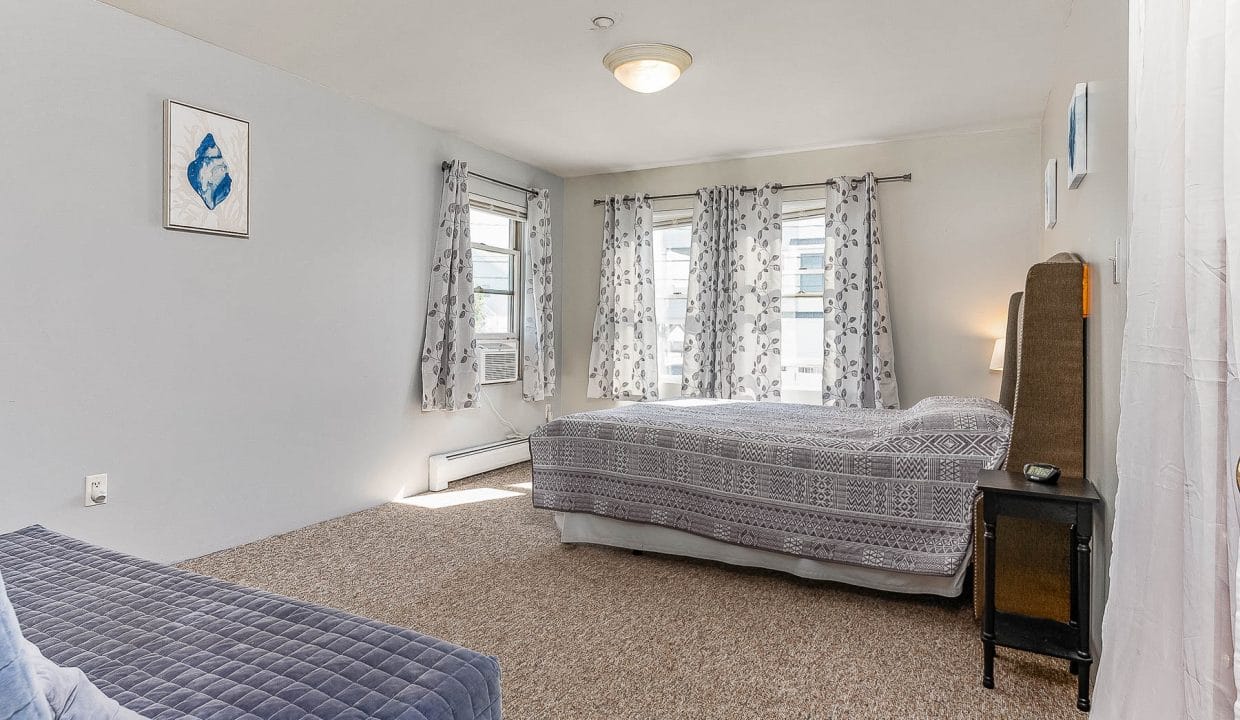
[469,197,524,340]
[651,202,830,404]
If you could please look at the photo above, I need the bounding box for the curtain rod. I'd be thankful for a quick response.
[590,173,913,206]
[441,161,539,196]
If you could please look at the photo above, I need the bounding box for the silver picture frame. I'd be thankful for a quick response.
[164,99,250,237]
[1067,83,1088,189]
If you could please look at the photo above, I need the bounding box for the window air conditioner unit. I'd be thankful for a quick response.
[479,339,519,384]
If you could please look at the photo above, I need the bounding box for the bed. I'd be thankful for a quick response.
[0,525,502,720]
[530,395,1012,596]
[532,254,1087,598]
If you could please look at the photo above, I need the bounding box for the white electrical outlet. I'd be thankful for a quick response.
[85,474,108,507]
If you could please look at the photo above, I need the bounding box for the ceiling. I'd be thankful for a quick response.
[101,0,1073,177]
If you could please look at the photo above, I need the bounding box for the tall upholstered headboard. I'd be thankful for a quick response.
[997,292,1023,414]
[975,252,1087,621]
[1004,252,1087,478]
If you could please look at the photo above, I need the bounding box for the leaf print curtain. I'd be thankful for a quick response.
[822,173,899,409]
[420,159,479,411]
[587,195,659,400]
[522,189,556,401]
[681,185,783,400]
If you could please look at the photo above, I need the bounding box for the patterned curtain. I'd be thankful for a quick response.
[522,189,556,401]
[420,160,479,411]
[822,173,900,409]
[681,185,783,400]
[586,195,658,400]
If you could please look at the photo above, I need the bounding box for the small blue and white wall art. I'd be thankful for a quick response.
[1067,83,1088,189]
[164,100,249,237]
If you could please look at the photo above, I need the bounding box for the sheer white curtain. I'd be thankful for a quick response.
[1092,0,1240,717]
[522,189,555,401]
[586,195,659,400]
[680,185,783,401]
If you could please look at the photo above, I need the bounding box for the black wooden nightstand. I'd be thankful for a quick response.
[978,469,1101,712]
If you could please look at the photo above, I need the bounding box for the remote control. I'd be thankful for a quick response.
[1023,462,1061,484]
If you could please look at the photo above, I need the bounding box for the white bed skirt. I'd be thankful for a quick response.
[553,511,970,598]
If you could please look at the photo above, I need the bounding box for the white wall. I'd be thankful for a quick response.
[1038,0,1128,648]
[560,128,1043,415]
[0,0,563,563]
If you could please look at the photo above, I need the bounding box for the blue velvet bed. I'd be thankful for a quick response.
[0,525,502,720]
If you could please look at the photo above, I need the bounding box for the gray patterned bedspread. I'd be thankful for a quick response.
[0,525,502,720]
[531,396,1012,577]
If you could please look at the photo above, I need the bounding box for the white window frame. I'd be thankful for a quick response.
[782,207,829,307]
[780,209,830,403]
[652,207,695,396]
[649,201,839,405]
[469,195,524,343]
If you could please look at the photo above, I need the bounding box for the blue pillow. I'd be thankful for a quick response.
[1,571,145,720]
[22,639,147,719]
[0,570,51,720]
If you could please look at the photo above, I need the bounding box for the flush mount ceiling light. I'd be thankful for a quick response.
[602,43,692,94]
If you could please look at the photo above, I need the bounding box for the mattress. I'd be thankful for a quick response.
[0,525,502,720]
[531,396,1012,577]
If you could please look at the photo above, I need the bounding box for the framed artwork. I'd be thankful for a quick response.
[1044,159,1057,229]
[1067,82,1088,189]
[164,100,250,237]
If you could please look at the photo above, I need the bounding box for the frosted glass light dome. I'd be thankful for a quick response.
[603,44,693,94]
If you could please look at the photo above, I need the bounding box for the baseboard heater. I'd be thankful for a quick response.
[428,437,530,492]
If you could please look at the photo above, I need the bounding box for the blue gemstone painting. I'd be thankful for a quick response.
[1067,82,1088,189]
[165,100,249,237]
[186,133,232,210]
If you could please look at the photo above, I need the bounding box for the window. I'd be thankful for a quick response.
[797,274,825,294]
[653,216,692,390]
[780,213,828,403]
[650,203,831,404]
[469,198,523,339]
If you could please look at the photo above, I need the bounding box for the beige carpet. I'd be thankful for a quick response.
[182,463,1086,719]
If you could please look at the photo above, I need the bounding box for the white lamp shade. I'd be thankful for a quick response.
[603,44,693,94]
[989,337,1006,372]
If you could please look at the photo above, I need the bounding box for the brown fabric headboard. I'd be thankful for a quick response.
[1004,252,1086,478]
[998,292,1022,413]
[974,252,1086,621]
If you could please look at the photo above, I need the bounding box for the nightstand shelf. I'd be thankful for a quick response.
[978,469,1101,712]
[993,611,1079,660]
